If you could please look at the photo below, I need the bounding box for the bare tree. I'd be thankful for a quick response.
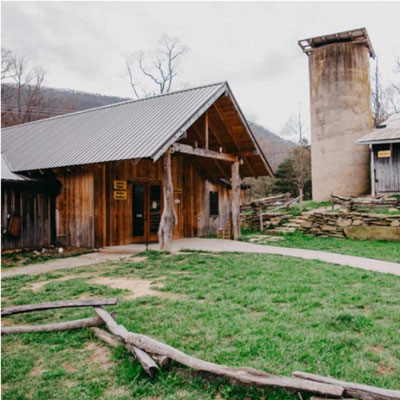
[124,35,188,98]
[387,57,400,114]
[277,111,311,207]
[281,107,309,144]
[1,48,49,127]
[371,58,389,127]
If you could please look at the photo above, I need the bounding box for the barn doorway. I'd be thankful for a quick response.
[132,182,161,242]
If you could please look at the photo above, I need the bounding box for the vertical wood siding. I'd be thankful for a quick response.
[374,143,400,193]
[1,183,53,251]
[55,167,95,248]
[53,155,233,249]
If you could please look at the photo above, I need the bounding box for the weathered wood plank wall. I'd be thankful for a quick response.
[53,154,232,249]
[374,143,400,193]
[1,183,54,251]
[55,168,95,248]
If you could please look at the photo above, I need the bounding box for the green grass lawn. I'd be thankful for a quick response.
[240,231,400,263]
[2,251,400,399]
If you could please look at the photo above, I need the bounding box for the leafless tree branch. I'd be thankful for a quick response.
[123,35,188,98]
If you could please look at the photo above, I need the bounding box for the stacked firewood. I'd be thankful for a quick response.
[2,298,400,399]
[241,193,303,232]
[241,211,292,231]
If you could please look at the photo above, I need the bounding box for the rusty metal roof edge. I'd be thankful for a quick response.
[151,82,228,162]
[224,82,274,177]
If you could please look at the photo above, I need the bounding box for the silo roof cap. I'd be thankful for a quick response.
[298,27,375,58]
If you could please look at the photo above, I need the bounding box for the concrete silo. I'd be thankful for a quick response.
[299,28,375,202]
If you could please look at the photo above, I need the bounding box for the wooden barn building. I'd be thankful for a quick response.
[1,154,58,251]
[358,113,400,195]
[2,82,272,251]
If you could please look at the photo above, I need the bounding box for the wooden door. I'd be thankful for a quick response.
[132,182,161,242]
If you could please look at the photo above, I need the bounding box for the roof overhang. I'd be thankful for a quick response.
[151,82,273,178]
[298,27,375,59]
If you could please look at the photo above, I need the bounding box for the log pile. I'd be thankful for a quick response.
[298,211,400,238]
[241,211,291,231]
[331,194,400,211]
[241,193,303,232]
[240,193,291,212]
[2,298,400,399]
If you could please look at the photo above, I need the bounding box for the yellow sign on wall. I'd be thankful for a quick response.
[378,150,391,158]
[113,190,127,200]
[113,180,127,190]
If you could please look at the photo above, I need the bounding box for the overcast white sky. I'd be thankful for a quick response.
[2,1,400,137]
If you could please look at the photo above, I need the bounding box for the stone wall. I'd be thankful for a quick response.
[299,211,400,241]
[241,212,291,231]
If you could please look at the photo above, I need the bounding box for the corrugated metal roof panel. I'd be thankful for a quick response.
[2,82,227,172]
[357,114,400,144]
[1,153,32,181]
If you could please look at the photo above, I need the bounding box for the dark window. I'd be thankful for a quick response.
[209,191,219,217]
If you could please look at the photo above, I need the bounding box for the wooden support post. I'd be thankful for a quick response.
[205,112,209,150]
[158,150,177,251]
[231,161,240,240]
[258,207,263,233]
[370,144,376,197]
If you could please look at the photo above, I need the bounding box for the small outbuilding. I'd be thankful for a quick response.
[358,114,400,195]
[1,154,58,251]
[2,82,272,251]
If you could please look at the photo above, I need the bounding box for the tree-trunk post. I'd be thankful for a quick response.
[231,161,240,240]
[299,187,303,212]
[158,150,177,251]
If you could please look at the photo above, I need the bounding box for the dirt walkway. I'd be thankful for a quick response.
[2,252,132,278]
[3,238,399,278]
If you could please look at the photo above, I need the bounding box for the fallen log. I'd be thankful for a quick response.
[92,326,159,377]
[2,315,109,335]
[152,354,171,370]
[1,298,118,316]
[92,327,121,348]
[293,371,400,400]
[94,307,343,397]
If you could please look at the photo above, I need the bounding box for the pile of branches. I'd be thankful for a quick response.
[240,193,291,212]
[2,298,400,400]
[241,193,303,232]
[332,194,400,211]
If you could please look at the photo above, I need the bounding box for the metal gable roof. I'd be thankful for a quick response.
[357,114,400,145]
[2,82,229,172]
[1,153,32,182]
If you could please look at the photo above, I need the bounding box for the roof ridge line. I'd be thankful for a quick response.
[1,81,227,131]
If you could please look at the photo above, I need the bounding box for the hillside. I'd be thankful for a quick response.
[249,121,296,171]
[1,85,294,171]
